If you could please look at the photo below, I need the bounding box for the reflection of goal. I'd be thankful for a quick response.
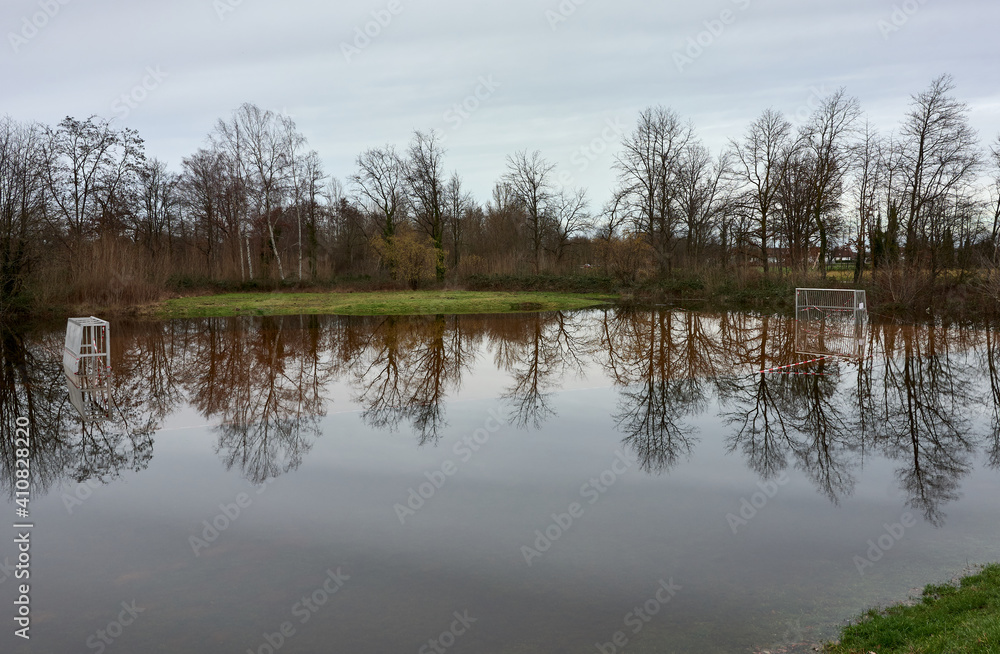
[795,288,868,359]
[65,369,111,421]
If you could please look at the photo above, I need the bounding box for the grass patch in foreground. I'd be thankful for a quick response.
[826,564,1000,653]
[155,290,615,318]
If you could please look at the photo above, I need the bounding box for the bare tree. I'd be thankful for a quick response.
[730,108,792,274]
[209,109,254,279]
[299,150,326,280]
[136,158,178,258]
[326,177,368,273]
[676,143,731,265]
[546,187,591,262]
[41,115,145,248]
[0,118,45,315]
[179,147,245,279]
[990,135,1000,263]
[801,88,861,276]
[873,133,907,268]
[406,130,447,279]
[775,145,820,272]
[503,150,555,273]
[613,106,694,272]
[900,75,981,274]
[351,145,406,240]
[850,121,884,282]
[213,104,295,281]
[280,115,309,280]
[443,172,473,268]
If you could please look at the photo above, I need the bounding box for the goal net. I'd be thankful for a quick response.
[795,288,868,359]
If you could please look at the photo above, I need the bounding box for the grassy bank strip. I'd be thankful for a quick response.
[153,290,616,318]
[826,564,1000,653]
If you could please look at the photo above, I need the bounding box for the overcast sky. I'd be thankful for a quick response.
[3,0,998,207]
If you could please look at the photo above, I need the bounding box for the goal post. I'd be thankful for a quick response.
[795,288,868,359]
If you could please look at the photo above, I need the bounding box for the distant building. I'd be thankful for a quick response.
[830,246,857,264]
[767,247,822,267]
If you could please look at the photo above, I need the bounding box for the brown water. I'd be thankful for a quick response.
[1,309,999,653]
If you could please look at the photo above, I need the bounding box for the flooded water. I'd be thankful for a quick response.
[2,309,999,653]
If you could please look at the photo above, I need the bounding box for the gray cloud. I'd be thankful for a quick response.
[2,0,997,206]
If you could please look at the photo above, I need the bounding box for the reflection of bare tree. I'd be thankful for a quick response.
[76,321,180,480]
[871,323,976,525]
[845,328,883,450]
[779,370,857,503]
[717,314,859,501]
[215,418,316,485]
[600,310,700,473]
[182,316,330,483]
[717,316,988,518]
[985,329,1000,469]
[355,316,407,430]
[498,315,556,429]
[5,310,1000,518]
[353,315,470,444]
[119,322,185,423]
[0,327,74,497]
[719,315,796,479]
[495,312,587,429]
[0,326,155,498]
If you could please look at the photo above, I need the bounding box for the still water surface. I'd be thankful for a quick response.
[2,309,999,653]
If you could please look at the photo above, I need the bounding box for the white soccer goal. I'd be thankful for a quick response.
[795,288,868,359]
[63,317,110,376]
[63,317,111,420]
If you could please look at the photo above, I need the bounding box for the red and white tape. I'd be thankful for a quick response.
[756,355,831,374]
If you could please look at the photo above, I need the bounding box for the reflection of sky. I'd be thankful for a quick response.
[4,314,1000,653]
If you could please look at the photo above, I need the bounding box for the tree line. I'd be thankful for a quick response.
[1,73,998,314]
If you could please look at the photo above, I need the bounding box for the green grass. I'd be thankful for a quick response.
[154,290,616,318]
[826,564,1000,653]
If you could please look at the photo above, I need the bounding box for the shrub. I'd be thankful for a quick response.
[370,231,442,289]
